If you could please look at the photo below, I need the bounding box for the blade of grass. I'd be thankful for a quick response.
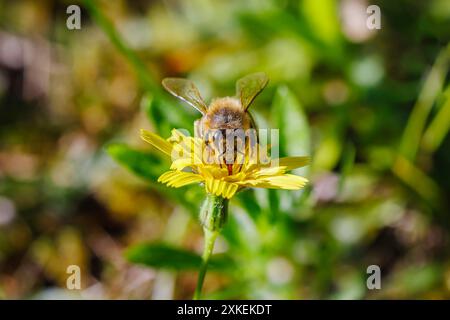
[422,86,450,153]
[392,155,442,209]
[83,0,160,95]
[399,44,449,161]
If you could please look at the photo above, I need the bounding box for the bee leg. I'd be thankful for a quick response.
[194,119,203,139]
[215,149,229,170]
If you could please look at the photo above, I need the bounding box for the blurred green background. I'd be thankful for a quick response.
[0,0,449,299]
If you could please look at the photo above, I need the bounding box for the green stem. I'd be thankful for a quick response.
[193,228,218,300]
[193,194,228,300]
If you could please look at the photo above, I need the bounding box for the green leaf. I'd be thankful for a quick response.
[269,86,311,213]
[236,189,261,221]
[106,143,164,182]
[312,128,343,171]
[272,86,310,156]
[271,86,310,171]
[301,0,341,48]
[107,141,206,216]
[126,243,233,271]
[106,143,202,213]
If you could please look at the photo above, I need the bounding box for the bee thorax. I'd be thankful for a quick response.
[211,108,242,127]
[206,97,249,130]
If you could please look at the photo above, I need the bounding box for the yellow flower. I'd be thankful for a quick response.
[141,129,309,199]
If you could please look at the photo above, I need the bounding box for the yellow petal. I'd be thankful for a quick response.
[170,129,204,149]
[170,130,204,165]
[263,174,308,189]
[170,157,194,171]
[225,183,239,198]
[205,178,239,199]
[158,171,203,188]
[200,165,228,179]
[252,166,287,178]
[170,129,195,142]
[238,174,308,190]
[140,129,172,156]
[277,156,310,170]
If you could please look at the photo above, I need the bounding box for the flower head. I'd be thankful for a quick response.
[141,128,308,199]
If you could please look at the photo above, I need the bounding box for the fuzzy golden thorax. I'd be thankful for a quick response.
[203,97,251,130]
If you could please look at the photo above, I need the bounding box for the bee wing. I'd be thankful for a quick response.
[236,72,269,110]
[162,78,208,114]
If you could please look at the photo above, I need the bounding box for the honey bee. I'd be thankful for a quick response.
[162,72,268,174]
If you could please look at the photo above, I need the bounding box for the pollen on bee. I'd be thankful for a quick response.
[208,97,242,113]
